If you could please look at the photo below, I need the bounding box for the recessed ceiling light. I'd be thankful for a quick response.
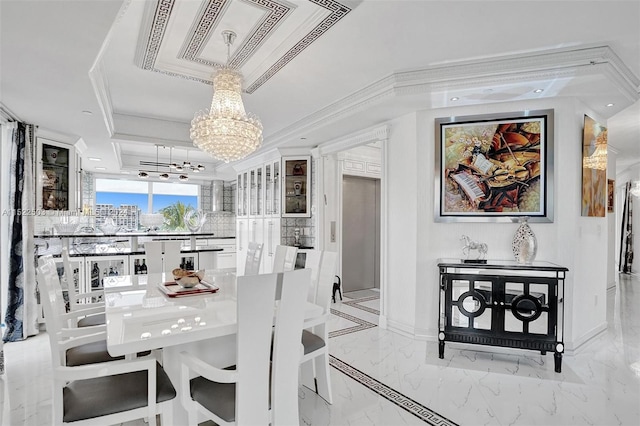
[82,110,93,116]
[88,157,101,161]
[95,167,106,171]
[606,103,615,107]
[450,97,459,101]
[533,89,544,93]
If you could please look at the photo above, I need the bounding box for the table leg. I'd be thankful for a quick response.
[439,341,445,359]
[554,351,562,373]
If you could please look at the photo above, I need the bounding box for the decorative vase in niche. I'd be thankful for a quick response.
[512,217,537,264]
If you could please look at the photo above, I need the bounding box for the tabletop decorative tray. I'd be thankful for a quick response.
[158,280,219,298]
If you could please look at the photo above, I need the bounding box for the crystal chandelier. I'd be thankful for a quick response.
[190,30,263,163]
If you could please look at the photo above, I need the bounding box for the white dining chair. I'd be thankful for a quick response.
[243,242,263,275]
[162,240,184,273]
[39,261,176,426]
[271,268,311,424]
[272,245,298,273]
[179,269,309,425]
[144,241,164,274]
[61,247,106,327]
[300,250,337,404]
[38,255,148,367]
[302,249,323,302]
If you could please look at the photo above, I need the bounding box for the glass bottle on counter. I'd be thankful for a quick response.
[91,263,100,288]
[140,259,148,274]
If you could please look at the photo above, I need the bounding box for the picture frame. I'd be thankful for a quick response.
[581,115,607,217]
[607,179,615,213]
[435,109,554,222]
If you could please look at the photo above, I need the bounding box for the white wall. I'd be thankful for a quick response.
[384,113,419,335]
[384,97,609,351]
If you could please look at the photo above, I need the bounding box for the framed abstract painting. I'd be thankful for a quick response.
[435,109,554,222]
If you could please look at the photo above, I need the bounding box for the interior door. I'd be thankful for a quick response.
[342,175,380,293]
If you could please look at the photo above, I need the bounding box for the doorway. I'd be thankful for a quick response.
[342,175,380,293]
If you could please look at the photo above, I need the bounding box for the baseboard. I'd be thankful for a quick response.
[565,322,608,355]
[386,318,415,338]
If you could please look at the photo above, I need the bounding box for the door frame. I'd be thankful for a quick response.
[313,125,390,327]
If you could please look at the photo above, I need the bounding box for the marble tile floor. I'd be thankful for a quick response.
[1,276,639,425]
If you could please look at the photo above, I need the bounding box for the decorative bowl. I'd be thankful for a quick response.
[172,269,205,288]
[175,275,200,288]
[54,222,79,235]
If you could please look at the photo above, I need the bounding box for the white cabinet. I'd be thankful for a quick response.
[237,171,248,217]
[36,138,78,211]
[264,160,281,217]
[262,218,280,273]
[236,218,249,274]
[200,238,236,270]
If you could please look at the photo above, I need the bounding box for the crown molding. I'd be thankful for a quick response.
[265,45,640,148]
[318,125,390,156]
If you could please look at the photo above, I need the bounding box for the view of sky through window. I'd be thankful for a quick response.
[96,179,198,213]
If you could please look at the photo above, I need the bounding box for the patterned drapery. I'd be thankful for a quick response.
[619,181,634,274]
[3,122,39,342]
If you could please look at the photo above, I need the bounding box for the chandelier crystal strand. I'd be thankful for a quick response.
[190,32,263,163]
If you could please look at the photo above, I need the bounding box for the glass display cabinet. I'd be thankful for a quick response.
[265,160,281,217]
[282,156,311,218]
[236,171,248,217]
[37,138,76,211]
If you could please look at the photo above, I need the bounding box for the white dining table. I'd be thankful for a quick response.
[103,269,324,424]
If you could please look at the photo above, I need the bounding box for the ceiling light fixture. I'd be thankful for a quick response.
[606,103,615,107]
[450,97,459,101]
[533,89,544,93]
[88,157,101,161]
[138,145,204,180]
[190,30,263,163]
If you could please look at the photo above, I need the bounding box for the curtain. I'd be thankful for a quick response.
[3,122,39,342]
[619,181,634,274]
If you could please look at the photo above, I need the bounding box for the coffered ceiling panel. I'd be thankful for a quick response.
[135,0,353,92]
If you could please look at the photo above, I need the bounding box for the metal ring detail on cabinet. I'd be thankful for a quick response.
[456,290,487,318]
[510,294,543,322]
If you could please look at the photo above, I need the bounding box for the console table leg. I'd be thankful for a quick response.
[554,351,562,373]
[439,341,445,359]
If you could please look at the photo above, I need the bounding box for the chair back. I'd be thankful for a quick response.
[37,257,68,367]
[272,245,298,273]
[302,249,322,302]
[162,240,183,273]
[315,251,338,313]
[271,268,311,425]
[144,241,164,274]
[235,272,279,425]
[244,242,263,275]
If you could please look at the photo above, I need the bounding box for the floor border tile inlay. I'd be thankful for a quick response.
[329,355,459,426]
[343,294,381,315]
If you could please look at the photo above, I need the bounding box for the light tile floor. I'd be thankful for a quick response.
[2,277,639,425]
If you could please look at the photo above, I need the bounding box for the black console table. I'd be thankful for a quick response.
[437,259,568,372]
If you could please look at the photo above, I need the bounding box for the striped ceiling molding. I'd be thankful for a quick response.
[136,0,352,92]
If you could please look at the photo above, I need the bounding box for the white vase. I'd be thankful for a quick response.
[512,217,537,264]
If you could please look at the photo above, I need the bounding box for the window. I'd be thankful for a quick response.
[95,179,199,230]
